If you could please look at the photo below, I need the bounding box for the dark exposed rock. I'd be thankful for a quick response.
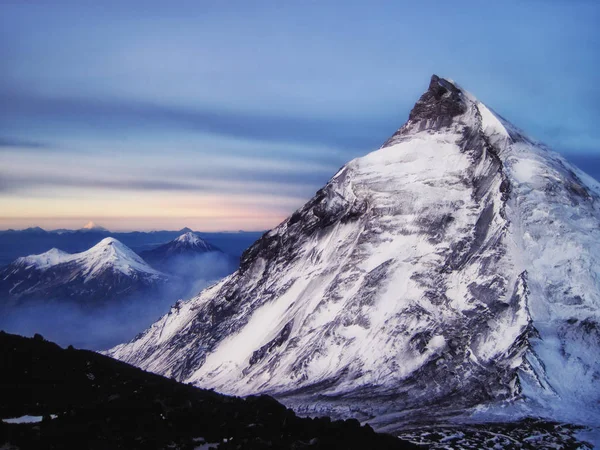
[0,332,416,450]
[398,419,592,449]
[249,321,294,366]
[382,74,468,147]
[408,75,467,124]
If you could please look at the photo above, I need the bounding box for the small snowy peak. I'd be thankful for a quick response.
[1,239,170,305]
[173,232,217,251]
[84,237,137,261]
[141,233,220,266]
[137,232,230,278]
[81,221,108,232]
[91,237,125,249]
[98,237,115,244]
[77,238,164,279]
[175,232,202,245]
[10,238,165,281]
[17,248,71,270]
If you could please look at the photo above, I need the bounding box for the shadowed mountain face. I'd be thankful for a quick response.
[0,332,415,450]
[108,75,600,440]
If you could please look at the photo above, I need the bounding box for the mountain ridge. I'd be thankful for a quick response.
[0,238,168,305]
[108,75,600,440]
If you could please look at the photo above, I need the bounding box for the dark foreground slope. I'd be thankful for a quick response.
[0,332,416,450]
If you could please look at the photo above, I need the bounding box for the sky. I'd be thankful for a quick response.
[1,0,599,232]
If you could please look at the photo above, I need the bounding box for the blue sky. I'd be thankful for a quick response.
[1,0,599,231]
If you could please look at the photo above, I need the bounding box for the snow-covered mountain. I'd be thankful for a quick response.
[0,237,169,305]
[140,232,220,267]
[80,221,108,232]
[138,232,236,297]
[108,76,600,435]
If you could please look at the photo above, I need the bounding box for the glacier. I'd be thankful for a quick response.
[108,75,600,437]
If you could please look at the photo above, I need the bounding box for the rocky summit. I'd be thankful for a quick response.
[108,76,600,444]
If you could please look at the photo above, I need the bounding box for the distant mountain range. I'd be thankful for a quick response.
[0,224,264,266]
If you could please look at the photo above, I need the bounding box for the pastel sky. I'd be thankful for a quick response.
[1,0,599,231]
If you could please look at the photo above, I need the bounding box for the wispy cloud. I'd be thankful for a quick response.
[0,148,337,199]
[0,90,391,151]
[0,136,51,148]
[0,172,323,200]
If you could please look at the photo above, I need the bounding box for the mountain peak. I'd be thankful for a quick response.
[175,232,202,245]
[82,221,107,231]
[171,232,219,252]
[88,237,139,259]
[96,237,119,247]
[408,74,466,122]
[381,74,470,148]
[80,238,164,281]
[17,247,70,269]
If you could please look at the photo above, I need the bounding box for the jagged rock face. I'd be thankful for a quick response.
[108,76,600,431]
